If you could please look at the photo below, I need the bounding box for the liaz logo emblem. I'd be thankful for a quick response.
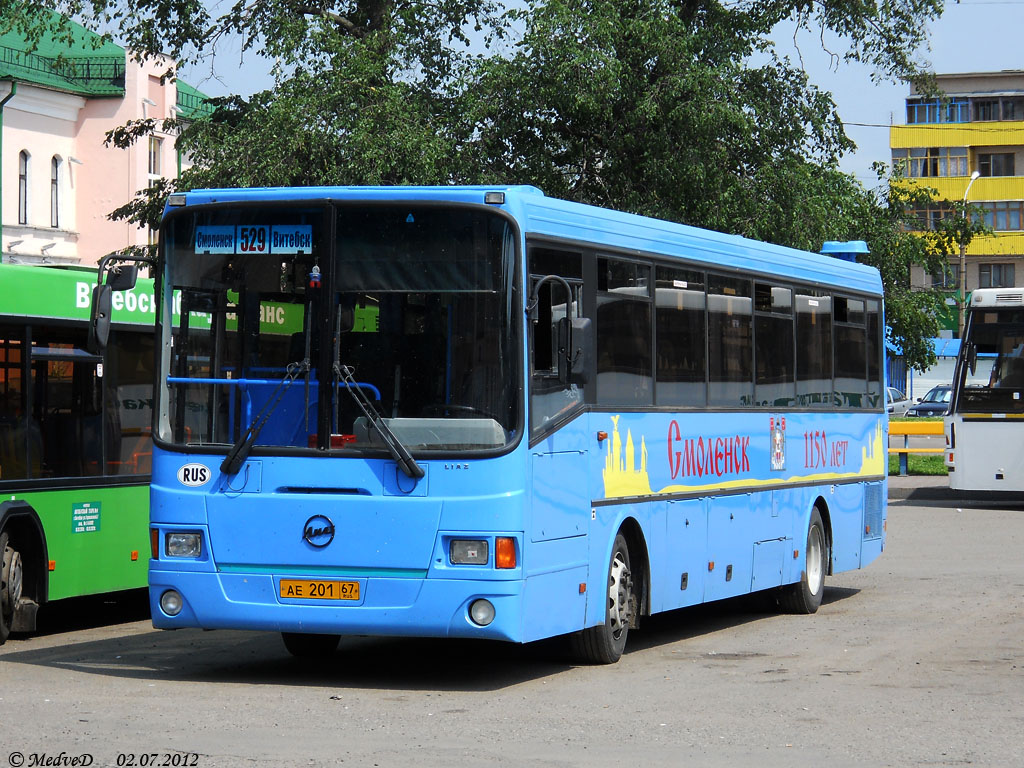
[303,515,335,548]
[177,464,211,487]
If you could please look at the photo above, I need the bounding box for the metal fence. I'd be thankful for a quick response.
[0,44,125,93]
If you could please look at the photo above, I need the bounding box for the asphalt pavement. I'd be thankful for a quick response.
[887,473,954,502]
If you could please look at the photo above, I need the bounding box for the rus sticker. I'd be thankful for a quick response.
[177,463,211,487]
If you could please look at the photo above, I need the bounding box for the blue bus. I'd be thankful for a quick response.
[123,186,886,663]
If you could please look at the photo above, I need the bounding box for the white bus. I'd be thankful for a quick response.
[946,288,1024,492]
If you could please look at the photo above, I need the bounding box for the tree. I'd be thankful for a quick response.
[833,171,988,372]
[466,1,863,238]
[5,0,959,369]
[463,0,958,369]
[15,0,509,249]
[8,0,509,192]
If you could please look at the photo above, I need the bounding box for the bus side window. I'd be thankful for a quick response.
[596,257,652,406]
[754,283,795,408]
[105,330,155,475]
[834,296,868,408]
[708,273,753,407]
[866,299,882,407]
[795,291,832,407]
[655,266,706,407]
[529,247,584,436]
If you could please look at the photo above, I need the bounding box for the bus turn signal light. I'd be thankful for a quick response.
[496,537,516,569]
[150,528,159,559]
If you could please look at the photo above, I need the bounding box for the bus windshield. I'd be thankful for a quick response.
[956,308,1024,414]
[158,203,521,454]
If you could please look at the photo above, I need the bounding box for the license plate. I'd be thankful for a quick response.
[279,579,360,600]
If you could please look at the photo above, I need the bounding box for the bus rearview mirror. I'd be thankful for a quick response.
[556,316,570,383]
[106,264,138,291]
[556,316,592,386]
[570,317,592,386]
[88,284,112,355]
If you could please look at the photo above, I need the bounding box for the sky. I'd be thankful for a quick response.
[182,0,1024,191]
[788,0,1024,187]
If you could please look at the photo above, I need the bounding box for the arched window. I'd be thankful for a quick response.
[18,151,29,225]
[51,156,62,228]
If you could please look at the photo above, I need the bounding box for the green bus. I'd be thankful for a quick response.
[0,263,154,643]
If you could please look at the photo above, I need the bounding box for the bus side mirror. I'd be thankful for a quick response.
[88,284,112,355]
[556,316,592,386]
[106,264,138,291]
[967,343,977,376]
[570,317,591,386]
[556,316,570,383]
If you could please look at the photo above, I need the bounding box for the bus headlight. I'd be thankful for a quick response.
[160,590,184,616]
[165,532,202,558]
[450,539,488,565]
[469,599,495,626]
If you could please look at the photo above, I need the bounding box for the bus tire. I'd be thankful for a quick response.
[281,632,340,658]
[1,530,24,645]
[779,506,828,614]
[571,532,634,664]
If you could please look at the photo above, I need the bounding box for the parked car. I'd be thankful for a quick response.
[887,386,911,417]
[906,385,952,417]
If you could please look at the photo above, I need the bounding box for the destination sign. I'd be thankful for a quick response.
[195,225,313,255]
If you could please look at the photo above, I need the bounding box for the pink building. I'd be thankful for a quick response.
[0,14,207,266]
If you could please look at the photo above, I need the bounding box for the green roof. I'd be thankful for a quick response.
[175,79,213,120]
[0,11,125,96]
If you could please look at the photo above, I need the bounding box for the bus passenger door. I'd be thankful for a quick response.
[523,245,591,640]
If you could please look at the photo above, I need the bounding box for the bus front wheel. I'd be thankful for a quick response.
[779,507,828,614]
[1,530,24,645]
[571,532,634,664]
[281,632,340,658]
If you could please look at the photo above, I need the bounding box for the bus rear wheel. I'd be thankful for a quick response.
[571,533,634,664]
[1,530,24,645]
[779,507,828,614]
[281,632,340,658]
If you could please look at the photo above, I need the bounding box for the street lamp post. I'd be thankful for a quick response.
[958,170,981,339]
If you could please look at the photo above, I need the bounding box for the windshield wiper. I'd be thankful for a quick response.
[334,362,424,480]
[220,360,308,476]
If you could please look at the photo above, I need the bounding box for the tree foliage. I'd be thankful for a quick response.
[858,176,988,371]
[829,171,989,372]
[466,0,859,241]
[4,0,966,369]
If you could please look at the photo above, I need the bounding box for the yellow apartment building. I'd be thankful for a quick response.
[891,71,1024,333]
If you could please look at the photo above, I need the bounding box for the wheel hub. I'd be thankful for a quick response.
[2,544,22,613]
[607,552,632,637]
[807,526,824,595]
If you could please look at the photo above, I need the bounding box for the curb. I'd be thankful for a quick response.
[887,484,1024,505]
[888,486,959,502]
